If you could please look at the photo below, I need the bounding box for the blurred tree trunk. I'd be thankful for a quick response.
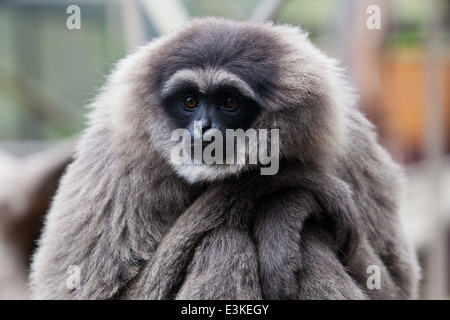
[0,140,73,299]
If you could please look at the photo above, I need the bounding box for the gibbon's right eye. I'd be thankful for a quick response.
[183,95,198,109]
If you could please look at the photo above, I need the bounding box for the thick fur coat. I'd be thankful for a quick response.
[29,18,420,299]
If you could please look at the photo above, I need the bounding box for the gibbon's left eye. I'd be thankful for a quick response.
[224,97,238,109]
[183,95,198,109]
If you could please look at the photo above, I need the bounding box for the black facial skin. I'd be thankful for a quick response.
[162,83,261,139]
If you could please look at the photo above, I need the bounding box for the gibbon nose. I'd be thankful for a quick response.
[189,117,213,141]
[201,120,212,135]
[202,127,218,142]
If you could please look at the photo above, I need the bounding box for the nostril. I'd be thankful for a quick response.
[202,122,212,134]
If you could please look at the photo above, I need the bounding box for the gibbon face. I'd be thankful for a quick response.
[160,68,262,139]
[109,18,352,182]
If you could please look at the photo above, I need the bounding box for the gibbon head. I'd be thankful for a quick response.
[93,17,355,183]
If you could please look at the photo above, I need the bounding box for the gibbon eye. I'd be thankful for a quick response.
[225,97,238,109]
[183,95,198,109]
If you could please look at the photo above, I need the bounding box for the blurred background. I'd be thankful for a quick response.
[0,0,448,300]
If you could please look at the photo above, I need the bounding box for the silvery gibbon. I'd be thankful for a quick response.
[30,18,420,300]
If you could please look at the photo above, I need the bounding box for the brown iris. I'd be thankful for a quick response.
[183,96,198,109]
[225,97,238,109]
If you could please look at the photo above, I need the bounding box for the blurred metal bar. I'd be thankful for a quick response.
[0,59,84,135]
[139,0,190,36]
[423,0,448,300]
[248,0,284,22]
[120,0,147,50]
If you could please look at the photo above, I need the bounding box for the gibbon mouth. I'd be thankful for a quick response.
[188,142,228,162]
[190,141,213,148]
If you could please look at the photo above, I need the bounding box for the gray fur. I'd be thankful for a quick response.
[29,18,420,300]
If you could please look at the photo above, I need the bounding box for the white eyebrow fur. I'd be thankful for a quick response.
[161,68,256,100]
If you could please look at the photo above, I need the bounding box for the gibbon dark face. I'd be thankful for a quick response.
[160,75,261,138]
